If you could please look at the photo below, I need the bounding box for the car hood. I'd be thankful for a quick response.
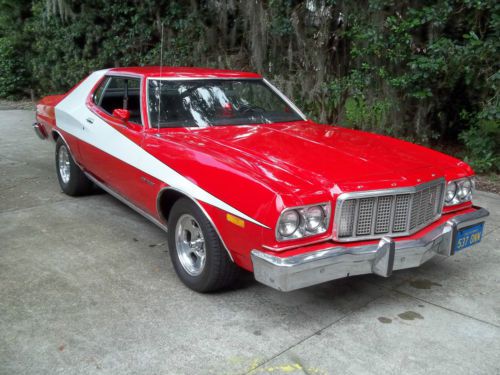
[184,121,471,193]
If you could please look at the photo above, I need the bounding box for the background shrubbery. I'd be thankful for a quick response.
[0,0,498,172]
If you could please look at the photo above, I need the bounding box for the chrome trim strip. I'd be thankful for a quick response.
[333,178,446,242]
[145,77,158,130]
[262,78,307,120]
[156,187,234,262]
[106,72,143,79]
[85,172,169,233]
[252,207,489,291]
[336,178,445,200]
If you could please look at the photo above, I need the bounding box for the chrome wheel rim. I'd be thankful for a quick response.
[175,214,206,276]
[58,145,71,184]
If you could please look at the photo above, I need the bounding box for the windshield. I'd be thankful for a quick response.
[147,79,302,128]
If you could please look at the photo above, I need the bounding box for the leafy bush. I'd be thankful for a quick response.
[0,0,498,172]
[460,125,498,173]
[459,98,499,173]
[0,37,20,98]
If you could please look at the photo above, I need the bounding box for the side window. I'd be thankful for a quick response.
[95,76,142,125]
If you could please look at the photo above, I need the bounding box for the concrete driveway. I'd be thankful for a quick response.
[1,110,499,375]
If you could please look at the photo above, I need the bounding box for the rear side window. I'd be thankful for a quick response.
[107,78,140,90]
[93,76,142,125]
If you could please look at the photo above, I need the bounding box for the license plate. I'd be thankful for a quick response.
[454,223,484,252]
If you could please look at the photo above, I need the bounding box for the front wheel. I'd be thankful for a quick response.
[55,138,93,196]
[167,198,240,292]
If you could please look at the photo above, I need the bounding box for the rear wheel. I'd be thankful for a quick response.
[168,198,240,292]
[55,138,93,196]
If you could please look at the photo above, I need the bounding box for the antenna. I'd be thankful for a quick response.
[157,22,164,132]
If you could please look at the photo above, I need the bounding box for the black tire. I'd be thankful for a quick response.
[168,198,240,292]
[55,138,93,196]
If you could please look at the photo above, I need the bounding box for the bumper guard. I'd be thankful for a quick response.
[251,207,489,291]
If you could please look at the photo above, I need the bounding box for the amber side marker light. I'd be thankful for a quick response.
[226,213,245,228]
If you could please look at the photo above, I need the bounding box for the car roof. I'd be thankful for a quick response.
[108,66,262,79]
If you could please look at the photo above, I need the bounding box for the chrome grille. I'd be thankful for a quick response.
[393,194,411,232]
[335,179,445,241]
[375,196,392,233]
[357,198,375,235]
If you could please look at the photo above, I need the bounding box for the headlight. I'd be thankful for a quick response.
[445,177,474,206]
[305,206,325,231]
[457,179,472,199]
[278,210,300,237]
[445,181,457,203]
[276,203,331,241]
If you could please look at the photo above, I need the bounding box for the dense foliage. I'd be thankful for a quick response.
[0,0,498,172]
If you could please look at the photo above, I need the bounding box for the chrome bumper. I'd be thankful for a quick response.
[33,122,48,139]
[251,207,489,291]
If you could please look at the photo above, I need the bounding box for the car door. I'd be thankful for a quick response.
[80,75,150,209]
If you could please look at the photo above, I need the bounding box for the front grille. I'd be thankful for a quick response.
[335,179,445,241]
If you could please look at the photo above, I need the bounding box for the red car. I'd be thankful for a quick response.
[34,67,489,292]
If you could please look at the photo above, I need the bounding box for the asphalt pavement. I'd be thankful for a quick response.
[1,110,499,374]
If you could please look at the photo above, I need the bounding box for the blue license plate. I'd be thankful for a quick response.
[454,223,484,252]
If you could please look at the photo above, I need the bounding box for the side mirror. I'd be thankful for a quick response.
[112,108,130,122]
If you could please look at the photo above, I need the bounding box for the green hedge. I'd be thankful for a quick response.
[0,0,498,172]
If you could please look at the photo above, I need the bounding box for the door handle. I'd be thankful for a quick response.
[86,118,94,124]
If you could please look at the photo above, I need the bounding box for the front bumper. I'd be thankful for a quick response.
[251,207,489,291]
